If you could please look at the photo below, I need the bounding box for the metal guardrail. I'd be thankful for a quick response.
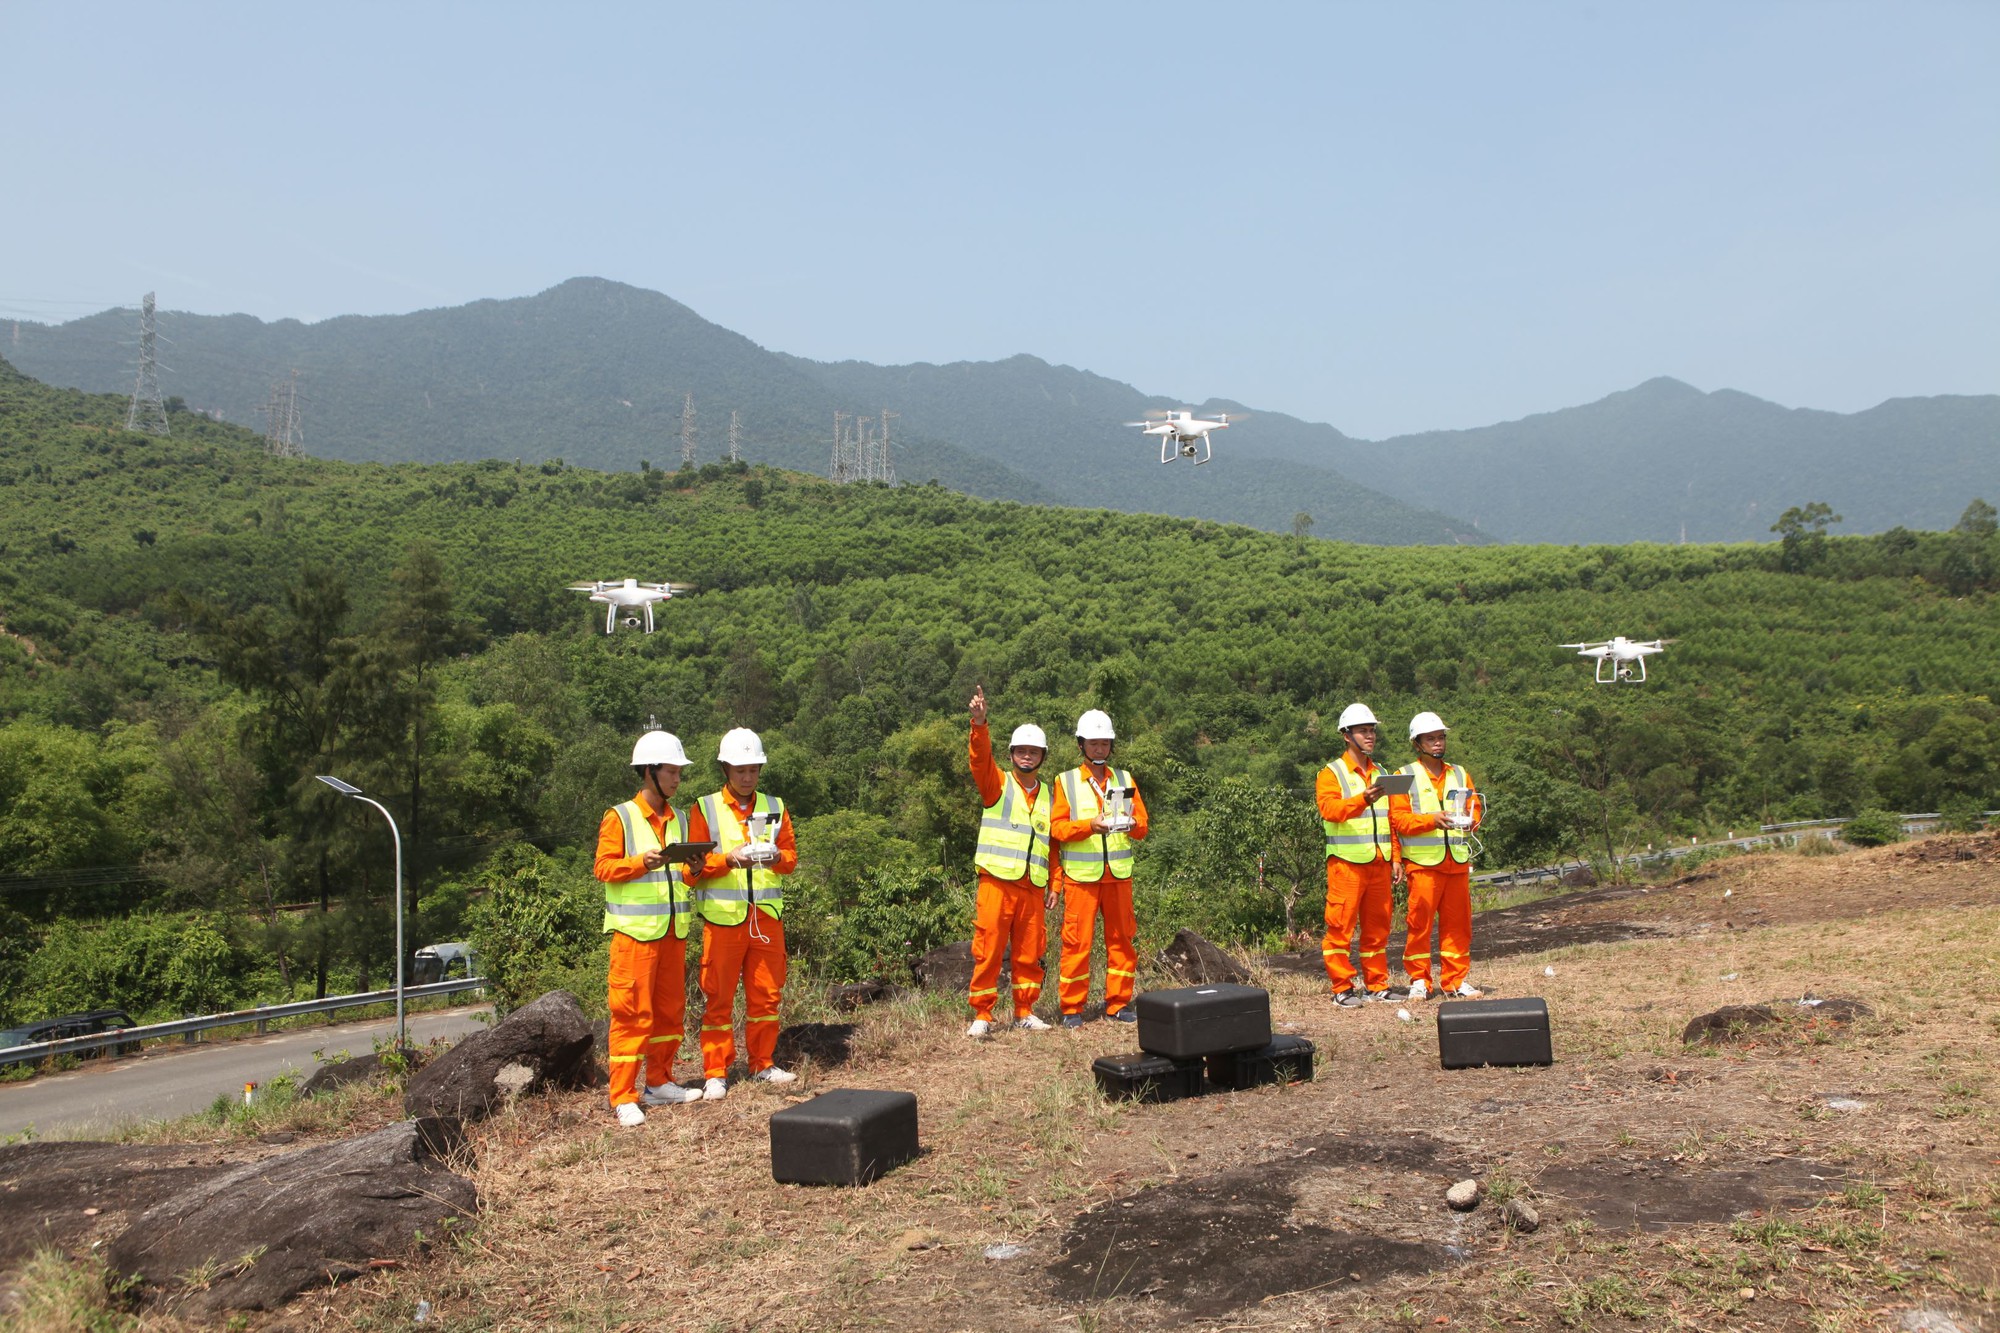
[0,976,490,1068]
[1468,809,1994,892]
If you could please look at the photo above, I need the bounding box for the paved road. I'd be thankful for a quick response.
[0,1005,492,1140]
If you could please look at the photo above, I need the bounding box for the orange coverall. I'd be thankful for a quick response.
[593,795,690,1109]
[1315,752,1399,994]
[686,792,798,1079]
[1390,769,1482,991]
[968,722,1050,1023]
[1052,767,1150,1017]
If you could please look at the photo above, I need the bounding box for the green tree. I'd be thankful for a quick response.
[1770,502,1842,573]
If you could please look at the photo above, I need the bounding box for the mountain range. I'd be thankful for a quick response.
[8,276,1994,544]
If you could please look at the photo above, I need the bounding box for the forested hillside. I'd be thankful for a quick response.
[11,278,1995,545]
[1310,377,2000,544]
[3,279,1470,545]
[3,355,1997,1030]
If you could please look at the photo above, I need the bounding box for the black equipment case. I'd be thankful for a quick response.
[769,1088,920,1186]
[1136,983,1272,1060]
[1436,997,1553,1069]
[1091,1052,1206,1103]
[1206,1034,1316,1091]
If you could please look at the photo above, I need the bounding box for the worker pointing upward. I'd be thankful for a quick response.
[1051,709,1150,1027]
[1317,703,1401,1008]
[965,686,1055,1037]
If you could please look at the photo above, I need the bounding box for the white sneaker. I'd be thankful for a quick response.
[1015,1014,1052,1032]
[615,1102,646,1127]
[1446,982,1484,999]
[1406,979,1428,1002]
[967,1019,993,1038]
[643,1082,703,1106]
[751,1066,797,1085]
[702,1077,729,1101]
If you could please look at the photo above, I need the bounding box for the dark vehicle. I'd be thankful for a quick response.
[0,1008,142,1066]
[410,943,477,986]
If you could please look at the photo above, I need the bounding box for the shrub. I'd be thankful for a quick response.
[1938,794,1991,834]
[464,845,601,1014]
[1841,809,1904,847]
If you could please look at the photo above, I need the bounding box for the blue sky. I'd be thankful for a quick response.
[2,2,1994,438]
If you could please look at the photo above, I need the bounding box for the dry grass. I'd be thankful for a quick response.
[12,837,2000,1331]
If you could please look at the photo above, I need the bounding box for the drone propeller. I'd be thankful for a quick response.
[642,581,696,593]
[568,582,609,592]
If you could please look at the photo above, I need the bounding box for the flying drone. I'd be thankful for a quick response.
[1560,637,1675,683]
[568,579,694,634]
[1124,409,1240,465]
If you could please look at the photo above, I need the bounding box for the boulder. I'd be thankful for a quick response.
[1560,864,1598,888]
[404,990,598,1121]
[1445,1179,1481,1211]
[1682,997,1873,1046]
[774,1022,859,1070]
[827,977,901,1011]
[1156,929,1252,986]
[0,1142,241,1273]
[299,1047,424,1099]
[1680,1004,1779,1045]
[912,941,976,993]
[106,1118,475,1316]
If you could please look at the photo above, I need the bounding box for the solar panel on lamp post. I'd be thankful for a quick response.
[315,775,405,1052]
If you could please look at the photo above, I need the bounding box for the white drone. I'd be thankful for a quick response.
[568,578,694,634]
[1124,409,1238,465]
[1561,637,1675,683]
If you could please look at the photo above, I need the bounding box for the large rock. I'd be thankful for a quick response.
[404,990,598,1121]
[1157,929,1252,986]
[0,1142,241,1275]
[1681,997,1873,1046]
[827,977,901,1012]
[774,1022,859,1070]
[912,941,976,994]
[106,1118,475,1316]
[300,1045,428,1099]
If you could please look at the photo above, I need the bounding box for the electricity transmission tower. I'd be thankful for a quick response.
[831,411,853,482]
[680,392,698,466]
[727,409,742,463]
[262,369,305,456]
[877,408,898,484]
[125,292,169,436]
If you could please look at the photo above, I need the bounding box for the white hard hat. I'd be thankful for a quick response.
[1408,711,1449,741]
[1075,709,1117,741]
[631,730,691,767]
[1008,723,1049,751]
[1337,703,1379,731]
[716,727,768,765]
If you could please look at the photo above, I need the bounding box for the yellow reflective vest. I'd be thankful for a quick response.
[1057,766,1137,883]
[604,800,694,941]
[691,790,787,925]
[974,773,1052,887]
[1322,757,1394,864]
[1397,761,1476,868]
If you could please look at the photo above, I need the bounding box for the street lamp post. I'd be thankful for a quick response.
[316,775,406,1052]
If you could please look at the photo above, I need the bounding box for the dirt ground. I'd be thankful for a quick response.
[7,834,1999,1332]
